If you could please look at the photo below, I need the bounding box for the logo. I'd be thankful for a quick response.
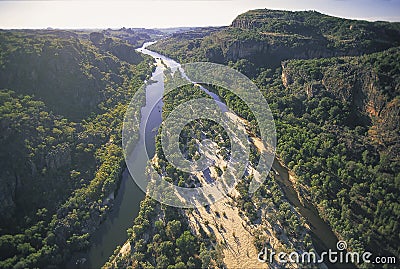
[258,240,397,265]
[336,240,347,251]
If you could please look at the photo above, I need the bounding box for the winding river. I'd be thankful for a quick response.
[70,42,171,268]
[72,41,350,268]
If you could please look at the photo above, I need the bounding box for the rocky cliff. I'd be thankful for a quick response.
[150,9,400,72]
[89,32,144,65]
[0,30,144,121]
[281,47,400,160]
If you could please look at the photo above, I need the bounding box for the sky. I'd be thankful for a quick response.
[0,0,399,29]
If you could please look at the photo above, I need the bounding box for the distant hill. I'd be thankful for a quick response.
[150,9,400,72]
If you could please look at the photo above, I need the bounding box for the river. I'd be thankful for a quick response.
[272,159,353,268]
[69,42,171,268]
[71,41,350,269]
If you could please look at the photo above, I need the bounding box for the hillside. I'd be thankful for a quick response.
[0,29,152,120]
[0,29,154,268]
[275,47,399,258]
[150,9,400,73]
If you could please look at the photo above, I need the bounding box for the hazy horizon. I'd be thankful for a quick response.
[1,0,400,29]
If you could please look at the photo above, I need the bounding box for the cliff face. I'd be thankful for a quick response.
[281,47,400,159]
[0,171,16,222]
[90,32,144,65]
[275,47,400,258]
[150,9,400,72]
[226,9,400,67]
[221,38,363,68]
[45,143,72,171]
[0,90,76,229]
[0,143,73,225]
[0,30,144,121]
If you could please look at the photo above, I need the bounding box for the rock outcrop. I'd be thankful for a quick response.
[0,171,17,224]
[89,31,144,65]
[45,143,71,171]
[281,47,400,159]
[150,9,400,72]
